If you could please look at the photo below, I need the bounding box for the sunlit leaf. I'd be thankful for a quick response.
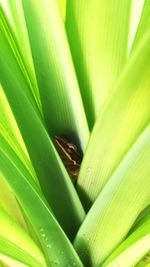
[66,0,132,127]
[77,31,150,208]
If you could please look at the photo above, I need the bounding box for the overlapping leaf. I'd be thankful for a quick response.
[131,0,150,53]
[22,0,89,151]
[102,219,150,267]
[0,0,39,104]
[74,123,150,266]
[0,8,85,239]
[66,0,132,127]
[0,206,46,267]
[1,0,150,266]
[0,148,84,267]
[77,31,150,208]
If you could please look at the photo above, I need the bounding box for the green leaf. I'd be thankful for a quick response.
[128,205,150,236]
[74,123,150,266]
[102,219,150,267]
[0,85,37,182]
[130,0,150,53]
[0,13,85,239]
[0,5,41,114]
[59,0,67,20]
[1,0,42,113]
[66,0,132,127]
[0,148,84,267]
[0,174,29,232]
[136,251,150,267]
[77,30,150,209]
[0,206,46,267]
[21,0,89,151]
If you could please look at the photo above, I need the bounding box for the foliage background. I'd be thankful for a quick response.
[0,0,150,266]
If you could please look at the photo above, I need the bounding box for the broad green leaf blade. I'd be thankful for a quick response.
[0,6,41,115]
[0,132,44,200]
[0,244,46,267]
[0,17,85,239]
[128,205,150,236]
[127,0,144,53]
[74,124,150,267]
[102,219,150,266]
[0,85,37,182]
[0,206,46,267]
[136,251,150,267]
[22,0,89,151]
[66,0,132,127]
[0,174,28,233]
[0,131,53,237]
[0,255,38,267]
[77,30,150,208]
[1,0,42,113]
[107,247,149,267]
[0,150,84,267]
[131,0,150,53]
[59,0,66,20]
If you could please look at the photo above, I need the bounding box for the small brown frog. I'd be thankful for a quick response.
[54,135,82,184]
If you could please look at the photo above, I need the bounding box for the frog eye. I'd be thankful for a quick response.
[67,144,77,153]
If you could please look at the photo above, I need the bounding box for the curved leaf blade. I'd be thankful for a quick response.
[0,16,85,239]
[22,0,89,151]
[74,124,150,266]
[66,0,132,127]
[77,31,150,208]
[103,220,150,267]
[0,149,84,267]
